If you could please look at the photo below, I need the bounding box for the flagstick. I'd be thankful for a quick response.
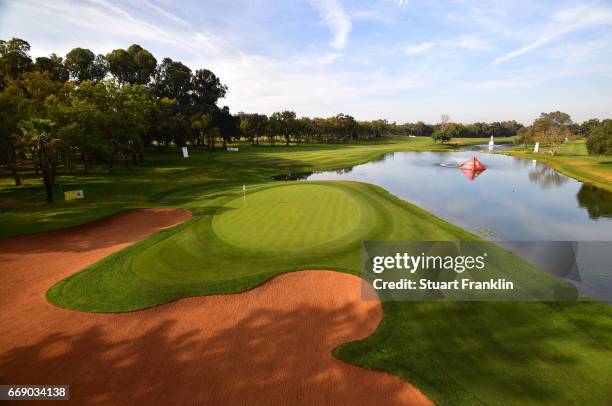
[243,184,246,206]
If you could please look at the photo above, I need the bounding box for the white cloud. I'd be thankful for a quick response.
[383,0,409,6]
[310,0,352,49]
[317,52,340,64]
[405,42,433,55]
[406,36,489,56]
[135,0,191,28]
[457,35,490,51]
[467,77,539,90]
[492,5,612,65]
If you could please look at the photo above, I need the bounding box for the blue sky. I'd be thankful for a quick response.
[1,0,612,124]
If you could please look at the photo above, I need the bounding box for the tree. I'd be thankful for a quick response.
[20,118,59,202]
[128,45,157,85]
[150,97,178,150]
[64,48,108,83]
[251,114,269,145]
[192,113,214,149]
[367,119,388,139]
[91,54,109,82]
[580,118,601,137]
[0,38,33,89]
[65,48,94,82]
[18,71,72,115]
[296,117,313,144]
[411,121,434,137]
[532,111,574,155]
[516,126,535,146]
[106,48,136,84]
[586,120,612,155]
[270,111,297,146]
[34,54,69,82]
[0,86,30,185]
[46,89,106,173]
[333,113,358,142]
[443,122,467,138]
[238,113,256,145]
[70,80,152,170]
[191,69,227,112]
[214,106,239,148]
[107,45,157,85]
[433,114,452,143]
[152,58,192,106]
[432,131,451,143]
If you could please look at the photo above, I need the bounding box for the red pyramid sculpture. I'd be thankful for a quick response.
[459,156,486,171]
[459,156,486,181]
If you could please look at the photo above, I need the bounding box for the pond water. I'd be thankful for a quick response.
[277,150,612,301]
[301,151,612,241]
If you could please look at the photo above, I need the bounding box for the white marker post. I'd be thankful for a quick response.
[534,142,539,153]
[243,184,246,206]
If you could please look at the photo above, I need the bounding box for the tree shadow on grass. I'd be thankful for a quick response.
[0,301,425,405]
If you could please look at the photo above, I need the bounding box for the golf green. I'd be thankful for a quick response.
[212,184,372,252]
[48,181,470,309]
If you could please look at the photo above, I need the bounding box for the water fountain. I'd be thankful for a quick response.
[488,135,495,151]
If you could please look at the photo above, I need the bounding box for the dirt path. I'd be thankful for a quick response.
[0,209,431,405]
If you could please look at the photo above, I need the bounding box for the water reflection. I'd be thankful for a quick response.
[577,184,612,219]
[271,172,312,181]
[469,143,512,152]
[527,165,569,189]
[335,167,354,175]
[288,151,612,241]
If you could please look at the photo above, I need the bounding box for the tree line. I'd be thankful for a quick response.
[513,111,612,156]
[1,37,610,202]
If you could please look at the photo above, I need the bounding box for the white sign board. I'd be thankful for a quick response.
[182,146,189,158]
[534,142,539,153]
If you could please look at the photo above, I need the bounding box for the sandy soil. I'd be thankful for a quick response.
[0,208,431,405]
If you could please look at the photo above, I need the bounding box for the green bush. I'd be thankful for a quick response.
[586,120,612,155]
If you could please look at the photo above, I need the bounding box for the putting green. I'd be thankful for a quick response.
[212,184,370,252]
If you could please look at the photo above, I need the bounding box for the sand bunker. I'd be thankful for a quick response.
[0,208,430,405]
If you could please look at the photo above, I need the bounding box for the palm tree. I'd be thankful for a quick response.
[21,118,58,202]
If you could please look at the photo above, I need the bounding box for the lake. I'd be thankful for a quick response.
[298,150,612,301]
[300,150,612,242]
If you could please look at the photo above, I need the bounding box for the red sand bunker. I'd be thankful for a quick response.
[0,209,431,405]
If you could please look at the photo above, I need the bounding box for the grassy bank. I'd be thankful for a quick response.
[509,139,612,191]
